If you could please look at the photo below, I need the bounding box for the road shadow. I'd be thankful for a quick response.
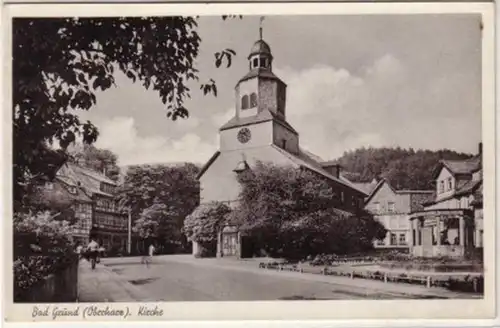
[279,296,335,300]
[129,277,160,286]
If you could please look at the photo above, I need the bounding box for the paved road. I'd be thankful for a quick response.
[102,256,436,301]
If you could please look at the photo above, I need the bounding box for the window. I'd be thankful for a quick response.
[241,95,249,110]
[249,93,258,108]
[376,239,385,246]
[261,57,268,68]
[68,186,77,194]
[439,180,444,193]
[447,177,453,191]
[412,230,416,246]
[340,191,345,204]
[358,198,364,208]
[399,233,406,245]
[390,233,397,246]
[252,58,259,68]
[387,202,395,213]
[281,139,287,149]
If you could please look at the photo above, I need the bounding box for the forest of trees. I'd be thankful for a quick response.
[336,147,475,190]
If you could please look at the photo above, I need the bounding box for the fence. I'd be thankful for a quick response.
[259,262,484,293]
[15,257,79,303]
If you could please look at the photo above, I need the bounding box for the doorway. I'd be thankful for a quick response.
[222,232,238,256]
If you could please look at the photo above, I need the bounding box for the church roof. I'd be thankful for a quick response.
[272,144,368,196]
[249,39,272,58]
[237,68,284,85]
[219,108,298,134]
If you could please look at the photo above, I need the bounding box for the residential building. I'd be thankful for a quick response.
[364,179,433,249]
[190,34,368,258]
[40,177,93,245]
[56,163,128,253]
[409,143,483,257]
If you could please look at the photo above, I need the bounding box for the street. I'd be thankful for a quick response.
[94,255,449,301]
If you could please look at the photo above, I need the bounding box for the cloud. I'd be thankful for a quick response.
[274,53,480,159]
[211,108,234,126]
[93,116,216,166]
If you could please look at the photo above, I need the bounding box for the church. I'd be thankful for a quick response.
[190,31,368,258]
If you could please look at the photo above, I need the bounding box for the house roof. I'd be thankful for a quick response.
[55,177,93,203]
[58,163,116,198]
[219,108,297,134]
[70,163,117,186]
[37,178,93,207]
[455,179,482,197]
[433,156,481,179]
[365,178,434,204]
[351,181,380,196]
[471,184,483,206]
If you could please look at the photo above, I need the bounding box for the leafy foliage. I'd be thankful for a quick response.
[118,163,200,252]
[183,202,231,244]
[26,183,77,225]
[14,211,76,301]
[68,144,121,181]
[335,147,474,189]
[233,162,386,260]
[133,203,177,241]
[13,16,237,202]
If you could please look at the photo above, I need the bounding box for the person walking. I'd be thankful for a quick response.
[87,238,99,270]
[146,243,155,269]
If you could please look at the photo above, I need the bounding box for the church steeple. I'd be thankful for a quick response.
[219,21,298,156]
[234,21,287,121]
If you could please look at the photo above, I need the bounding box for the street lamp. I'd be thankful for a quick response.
[127,207,132,255]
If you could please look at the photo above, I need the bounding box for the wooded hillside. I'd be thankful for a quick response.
[336,147,474,190]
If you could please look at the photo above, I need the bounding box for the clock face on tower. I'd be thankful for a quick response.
[237,128,252,144]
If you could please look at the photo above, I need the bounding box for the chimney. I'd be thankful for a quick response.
[321,161,342,179]
[478,142,482,155]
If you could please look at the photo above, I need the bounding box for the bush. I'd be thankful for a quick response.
[184,202,231,253]
[447,275,484,293]
[14,212,75,301]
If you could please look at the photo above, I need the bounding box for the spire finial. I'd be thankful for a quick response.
[259,16,265,40]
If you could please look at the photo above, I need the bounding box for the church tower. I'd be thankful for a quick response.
[219,25,299,155]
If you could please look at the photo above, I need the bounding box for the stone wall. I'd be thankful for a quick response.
[15,258,79,303]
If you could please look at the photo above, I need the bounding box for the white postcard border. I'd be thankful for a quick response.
[2,1,496,322]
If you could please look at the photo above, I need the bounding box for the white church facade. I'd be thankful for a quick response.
[191,35,368,258]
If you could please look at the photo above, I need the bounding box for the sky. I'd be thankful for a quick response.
[76,14,482,166]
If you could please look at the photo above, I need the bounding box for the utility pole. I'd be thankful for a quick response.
[127,207,132,254]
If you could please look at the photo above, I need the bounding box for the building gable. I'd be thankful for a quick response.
[365,181,398,212]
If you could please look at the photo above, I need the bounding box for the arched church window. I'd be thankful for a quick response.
[250,93,258,108]
[260,58,268,68]
[252,58,259,69]
[241,95,249,110]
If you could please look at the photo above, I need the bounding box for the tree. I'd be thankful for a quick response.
[68,144,121,181]
[183,202,231,257]
[133,203,179,247]
[233,162,386,260]
[13,16,238,203]
[118,163,200,252]
[335,147,474,189]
